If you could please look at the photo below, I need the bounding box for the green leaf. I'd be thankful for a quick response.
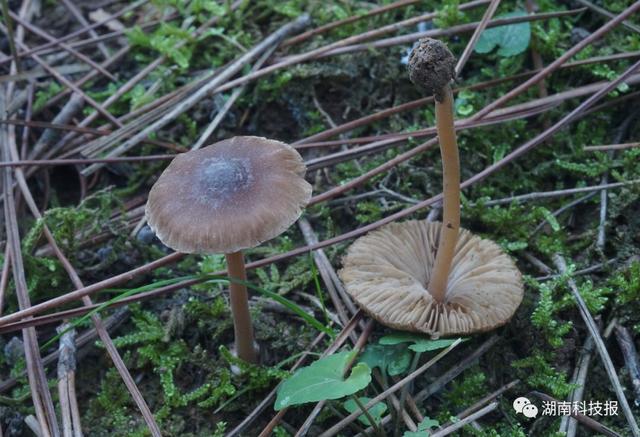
[402,417,440,437]
[379,333,465,353]
[274,351,372,410]
[475,11,531,57]
[378,332,425,345]
[126,26,149,46]
[504,240,528,252]
[456,103,474,116]
[360,344,411,376]
[455,89,475,116]
[492,143,509,163]
[273,0,303,17]
[343,397,387,426]
[538,207,561,232]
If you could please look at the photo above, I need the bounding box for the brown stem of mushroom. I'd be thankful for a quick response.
[225,251,258,364]
[427,86,460,302]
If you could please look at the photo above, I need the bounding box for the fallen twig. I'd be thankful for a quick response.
[5,104,161,434]
[0,0,147,66]
[59,0,110,58]
[1,88,59,437]
[455,0,502,75]
[431,402,498,437]
[573,0,640,34]
[614,324,640,406]
[0,309,129,394]
[584,142,640,152]
[553,255,639,436]
[8,11,116,81]
[56,324,81,437]
[282,0,421,47]
[560,335,595,437]
[298,218,357,328]
[80,14,312,175]
[480,180,640,206]
[306,9,583,60]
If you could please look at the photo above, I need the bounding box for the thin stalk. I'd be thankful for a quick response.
[350,395,385,437]
[427,86,460,301]
[0,0,22,73]
[309,253,331,327]
[394,351,422,436]
[225,251,258,364]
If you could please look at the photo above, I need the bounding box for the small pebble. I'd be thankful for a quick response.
[570,27,591,45]
[4,337,24,366]
[97,246,113,262]
[1,408,24,436]
[136,225,156,244]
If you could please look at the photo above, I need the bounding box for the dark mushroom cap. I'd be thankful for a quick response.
[146,136,312,254]
[408,37,456,102]
[339,220,523,337]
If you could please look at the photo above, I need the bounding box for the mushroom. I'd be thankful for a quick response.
[146,136,312,363]
[339,220,523,336]
[338,38,523,337]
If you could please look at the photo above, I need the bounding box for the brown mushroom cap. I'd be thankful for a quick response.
[339,220,523,337]
[146,136,312,254]
[408,37,456,102]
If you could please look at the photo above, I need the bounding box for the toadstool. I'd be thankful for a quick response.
[340,220,523,336]
[146,136,312,363]
[339,38,523,337]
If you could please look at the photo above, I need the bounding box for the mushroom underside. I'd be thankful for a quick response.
[339,220,523,337]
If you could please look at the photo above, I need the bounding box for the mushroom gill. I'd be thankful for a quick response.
[339,220,523,337]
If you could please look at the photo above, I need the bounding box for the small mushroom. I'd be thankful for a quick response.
[339,220,523,336]
[339,38,523,337]
[146,136,312,363]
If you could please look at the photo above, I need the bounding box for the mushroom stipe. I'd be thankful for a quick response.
[408,37,460,302]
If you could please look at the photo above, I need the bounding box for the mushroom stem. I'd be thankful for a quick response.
[427,85,460,302]
[225,251,258,364]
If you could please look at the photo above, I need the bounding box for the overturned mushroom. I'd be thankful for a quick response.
[340,220,523,336]
[339,38,523,337]
[146,136,312,363]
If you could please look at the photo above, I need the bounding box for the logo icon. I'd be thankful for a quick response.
[513,397,539,418]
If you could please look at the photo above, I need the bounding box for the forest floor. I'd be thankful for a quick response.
[0,0,640,436]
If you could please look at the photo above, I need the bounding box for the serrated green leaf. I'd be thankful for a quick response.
[343,397,387,426]
[274,351,372,410]
[475,11,531,57]
[360,344,411,376]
